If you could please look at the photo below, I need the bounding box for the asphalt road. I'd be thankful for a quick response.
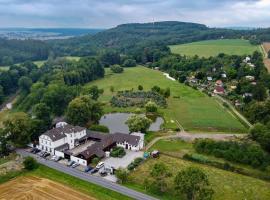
[17,149,158,200]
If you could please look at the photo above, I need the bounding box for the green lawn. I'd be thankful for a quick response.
[169,39,261,57]
[127,155,270,200]
[85,66,246,132]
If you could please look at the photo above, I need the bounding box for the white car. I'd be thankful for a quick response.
[96,162,104,169]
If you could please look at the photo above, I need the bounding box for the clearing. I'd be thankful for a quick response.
[127,155,270,200]
[85,67,246,132]
[169,39,261,57]
[0,176,96,200]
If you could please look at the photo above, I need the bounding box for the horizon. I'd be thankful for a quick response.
[0,0,269,28]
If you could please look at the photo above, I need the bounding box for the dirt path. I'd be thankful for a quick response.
[145,131,244,150]
[0,176,96,200]
[214,95,252,128]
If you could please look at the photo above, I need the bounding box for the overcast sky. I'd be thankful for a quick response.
[0,0,269,28]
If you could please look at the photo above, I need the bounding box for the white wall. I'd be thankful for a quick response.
[70,155,87,166]
[55,150,65,158]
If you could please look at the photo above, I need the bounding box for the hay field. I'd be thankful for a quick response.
[0,176,96,200]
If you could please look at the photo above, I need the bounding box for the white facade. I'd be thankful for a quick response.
[38,126,87,156]
[117,132,144,151]
[70,155,87,166]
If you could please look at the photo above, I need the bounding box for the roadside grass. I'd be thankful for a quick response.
[127,155,270,200]
[85,66,246,132]
[0,153,17,165]
[0,164,132,200]
[169,39,260,57]
[144,131,174,145]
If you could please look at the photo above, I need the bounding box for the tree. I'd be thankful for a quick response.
[252,83,267,101]
[3,112,33,146]
[163,87,171,98]
[249,123,270,152]
[145,101,158,113]
[174,167,214,200]
[18,76,32,92]
[110,65,124,73]
[149,163,171,193]
[138,85,143,91]
[125,115,152,133]
[33,103,51,124]
[100,50,120,67]
[115,168,129,184]
[66,95,103,126]
[0,131,9,156]
[123,59,136,67]
[85,85,104,100]
[23,156,39,170]
[110,86,115,93]
[0,85,5,104]
[268,50,270,59]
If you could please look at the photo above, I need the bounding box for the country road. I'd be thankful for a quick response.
[17,149,158,200]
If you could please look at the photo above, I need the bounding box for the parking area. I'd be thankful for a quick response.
[103,150,143,169]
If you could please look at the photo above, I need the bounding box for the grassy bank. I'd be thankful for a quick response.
[127,155,270,200]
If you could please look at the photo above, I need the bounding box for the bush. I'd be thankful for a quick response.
[110,65,124,73]
[115,168,129,184]
[91,157,100,165]
[145,101,158,113]
[23,157,38,170]
[123,59,136,67]
[127,157,144,170]
[111,147,126,158]
[89,125,109,133]
[194,139,270,169]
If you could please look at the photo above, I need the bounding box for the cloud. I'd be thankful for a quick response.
[0,0,269,28]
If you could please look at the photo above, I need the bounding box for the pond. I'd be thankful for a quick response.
[99,113,164,134]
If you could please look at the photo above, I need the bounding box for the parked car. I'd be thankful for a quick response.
[72,163,80,168]
[84,166,93,173]
[99,170,108,177]
[31,148,41,154]
[90,168,99,174]
[43,152,50,158]
[38,151,46,157]
[67,160,75,167]
[54,156,62,162]
[96,162,104,169]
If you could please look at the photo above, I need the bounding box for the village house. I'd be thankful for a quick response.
[215,80,223,86]
[214,85,225,95]
[245,75,255,81]
[38,123,144,166]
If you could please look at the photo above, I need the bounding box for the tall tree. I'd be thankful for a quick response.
[174,167,214,200]
[125,115,152,133]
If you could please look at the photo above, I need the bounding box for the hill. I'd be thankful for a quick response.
[170,39,261,57]
[85,66,247,132]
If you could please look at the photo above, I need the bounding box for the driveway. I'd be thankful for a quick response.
[104,150,143,169]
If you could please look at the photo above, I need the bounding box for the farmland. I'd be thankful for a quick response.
[85,66,246,132]
[169,39,261,57]
[127,155,270,200]
[0,176,96,200]
[262,42,270,72]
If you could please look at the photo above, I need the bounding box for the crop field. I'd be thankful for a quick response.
[169,39,260,57]
[127,155,270,200]
[85,67,246,132]
[0,176,96,200]
[262,42,270,72]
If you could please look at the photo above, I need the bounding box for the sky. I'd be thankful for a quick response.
[0,0,270,28]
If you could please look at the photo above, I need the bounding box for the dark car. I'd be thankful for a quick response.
[42,152,50,158]
[31,148,41,154]
[99,170,108,177]
[90,168,99,174]
[84,166,93,173]
[67,160,75,167]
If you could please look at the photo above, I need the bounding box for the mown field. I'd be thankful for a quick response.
[262,42,270,72]
[127,155,270,200]
[85,66,246,132]
[169,39,261,57]
[0,165,132,200]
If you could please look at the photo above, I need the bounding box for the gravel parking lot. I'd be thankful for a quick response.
[104,150,143,169]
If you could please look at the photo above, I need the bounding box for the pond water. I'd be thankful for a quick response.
[99,113,164,134]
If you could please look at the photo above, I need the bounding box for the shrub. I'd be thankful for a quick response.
[23,156,38,170]
[138,85,143,91]
[115,168,129,184]
[110,65,124,73]
[123,59,136,67]
[89,125,109,133]
[111,147,126,158]
[145,101,158,113]
[127,157,144,171]
[92,157,100,165]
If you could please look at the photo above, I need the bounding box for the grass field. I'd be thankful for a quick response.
[85,67,246,132]
[169,39,261,57]
[127,155,270,200]
[262,42,270,72]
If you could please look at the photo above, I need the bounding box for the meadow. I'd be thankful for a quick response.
[127,155,270,200]
[169,39,261,57]
[85,66,246,132]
